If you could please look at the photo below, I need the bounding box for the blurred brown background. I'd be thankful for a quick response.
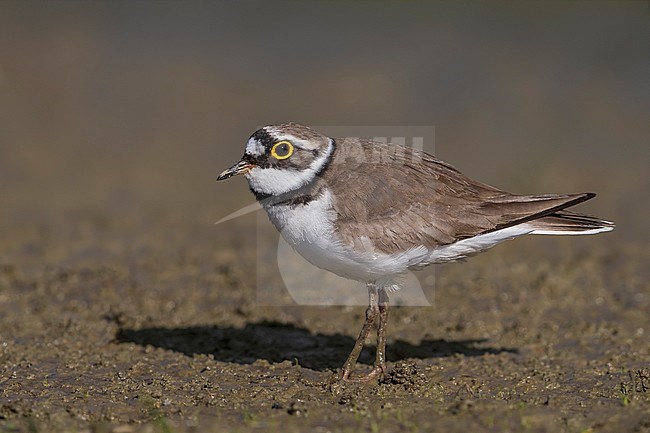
[0,1,648,242]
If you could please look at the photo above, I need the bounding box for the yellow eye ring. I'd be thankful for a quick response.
[270,141,294,160]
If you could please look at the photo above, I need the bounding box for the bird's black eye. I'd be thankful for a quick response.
[270,141,294,160]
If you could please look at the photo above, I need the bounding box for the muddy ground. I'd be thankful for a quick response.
[0,206,648,433]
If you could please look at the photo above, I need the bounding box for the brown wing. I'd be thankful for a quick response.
[324,138,594,255]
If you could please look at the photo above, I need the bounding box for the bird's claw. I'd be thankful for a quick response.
[339,365,386,382]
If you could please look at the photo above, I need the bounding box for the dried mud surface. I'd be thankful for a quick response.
[0,211,648,433]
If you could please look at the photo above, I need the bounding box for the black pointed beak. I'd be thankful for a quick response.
[217,159,254,181]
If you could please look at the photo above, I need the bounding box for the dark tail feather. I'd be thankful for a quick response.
[527,210,615,235]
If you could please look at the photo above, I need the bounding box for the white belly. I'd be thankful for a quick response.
[263,190,425,282]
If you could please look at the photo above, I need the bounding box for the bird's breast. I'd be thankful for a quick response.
[263,189,337,245]
[260,189,425,282]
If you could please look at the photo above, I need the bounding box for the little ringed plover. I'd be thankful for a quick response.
[217,122,614,381]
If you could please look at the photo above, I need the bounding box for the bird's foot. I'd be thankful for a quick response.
[338,365,386,383]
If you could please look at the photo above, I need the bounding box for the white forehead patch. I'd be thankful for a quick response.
[245,138,265,156]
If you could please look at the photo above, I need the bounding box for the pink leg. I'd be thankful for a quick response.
[339,286,390,382]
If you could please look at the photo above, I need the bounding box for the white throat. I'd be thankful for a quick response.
[245,138,334,196]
